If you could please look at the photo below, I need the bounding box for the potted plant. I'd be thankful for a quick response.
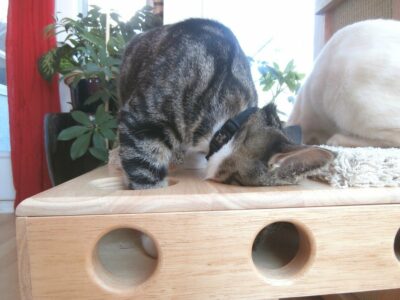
[38,6,162,165]
[257,59,305,117]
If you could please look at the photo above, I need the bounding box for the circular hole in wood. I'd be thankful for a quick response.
[93,228,158,290]
[90,177,128,190]
[395,228,400,262]
[90,177,178,190]
[252,221,314,283]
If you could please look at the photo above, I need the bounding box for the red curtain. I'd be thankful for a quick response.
[6,0,60,207]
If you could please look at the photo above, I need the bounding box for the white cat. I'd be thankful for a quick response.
[288,19,400,147]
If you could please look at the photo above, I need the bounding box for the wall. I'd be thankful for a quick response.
[314,0,400,57]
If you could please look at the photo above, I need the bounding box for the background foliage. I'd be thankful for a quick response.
[39,8,303,162]
[38,6,162,162]
[257,59,304,116]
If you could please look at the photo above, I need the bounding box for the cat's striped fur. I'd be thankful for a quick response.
[118,19,334,189]
[118,19,257,189]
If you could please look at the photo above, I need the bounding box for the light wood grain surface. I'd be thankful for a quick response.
[16,217,32,300]
[0,214,20,300]
[18,205,400,299]
[16,166,400,217]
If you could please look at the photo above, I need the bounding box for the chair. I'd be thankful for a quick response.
[44,113,103,186]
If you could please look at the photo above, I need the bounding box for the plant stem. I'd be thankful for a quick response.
[271,84,284,104]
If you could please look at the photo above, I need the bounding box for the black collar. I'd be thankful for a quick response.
[206,107,258,160]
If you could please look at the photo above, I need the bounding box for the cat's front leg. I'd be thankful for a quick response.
[119,147,170,189]
[118,121,174,190]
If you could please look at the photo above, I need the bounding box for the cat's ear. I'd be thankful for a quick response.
[260,103,282,128]
[268,145,335,176]
[283,125,302,144]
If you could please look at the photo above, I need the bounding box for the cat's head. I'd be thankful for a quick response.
[206,103,335,186]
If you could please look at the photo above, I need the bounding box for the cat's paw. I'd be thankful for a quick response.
[125,178,169,190]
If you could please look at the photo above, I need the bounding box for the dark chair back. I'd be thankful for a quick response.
[44,113,103,186]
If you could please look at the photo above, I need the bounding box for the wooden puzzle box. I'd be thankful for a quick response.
[15,166,400,299]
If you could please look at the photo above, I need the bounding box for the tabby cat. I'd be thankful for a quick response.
[118,18,334,189]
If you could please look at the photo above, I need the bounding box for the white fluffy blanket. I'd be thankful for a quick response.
[311,146,400,188]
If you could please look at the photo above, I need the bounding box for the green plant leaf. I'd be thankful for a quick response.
[94,104,112,125]
[99,90,110,102]
[263,65,281,81]
[70,132,92,160]
[58,125,90,141]
[89,147,108,162]
[85,43,99,62]
[98,48,108,65]
[109,89,119,100]
[71,111,91,126]
[295,73,305,80]
[110,12,120,23]
[260,74,275,92]
[38,50,57,81]
[58,59,77,75]
[85,63,102,73]
[103,66,113,79]
[93,131,107,150]
[101,128,117,140]
[107,57,122,66]
[43,23,56,37]
[37,4,162,144]
[99,118,118,130]
[284,77,297,92]
[284,60,295,73]
[85,90,103,105]
[79,29,105,48]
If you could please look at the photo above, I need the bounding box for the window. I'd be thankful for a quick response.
[165,0,315,118]
[0,0,9,152]
[87,0,147,21]
[83,0,314,118]
[0,0,13,204]
[0,0,6,86]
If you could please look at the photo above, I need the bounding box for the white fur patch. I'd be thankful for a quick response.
[186,120,227,171]
[205,139,234,179]
[189,120,226,153]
